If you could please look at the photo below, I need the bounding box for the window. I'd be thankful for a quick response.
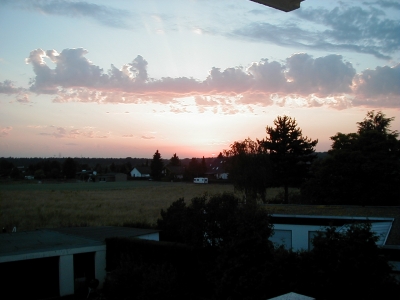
[308,231,318,250]
[270,229,292,249]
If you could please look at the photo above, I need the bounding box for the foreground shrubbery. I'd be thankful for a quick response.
[103,193,399,300]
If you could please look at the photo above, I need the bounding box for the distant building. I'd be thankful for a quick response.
[206,157,229,180]
[97,173,127,182]
[164,165,185,181]
[130,166,151,178]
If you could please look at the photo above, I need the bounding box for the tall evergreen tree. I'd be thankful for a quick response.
[150,150,164,180]
[200,156,207,176]
[185,158,199,180]
[261,115,318,204]
[169,153,181,166]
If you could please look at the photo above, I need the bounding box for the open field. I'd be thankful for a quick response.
[0,181,254,231]
[2,181,398,245]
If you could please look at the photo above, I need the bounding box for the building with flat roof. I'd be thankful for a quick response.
[0,226,159,299]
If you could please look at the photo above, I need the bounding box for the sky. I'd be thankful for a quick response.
[0,0,399,159]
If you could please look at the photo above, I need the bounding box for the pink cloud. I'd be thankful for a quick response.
[0,126,12,137]
[352,64,400,108]
[20,48,400,111]
[17,94,30,103]
[36,126,109,139]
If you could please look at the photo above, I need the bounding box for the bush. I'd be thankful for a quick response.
[104,237,210,300]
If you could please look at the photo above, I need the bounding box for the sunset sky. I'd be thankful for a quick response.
[1,0,399,159]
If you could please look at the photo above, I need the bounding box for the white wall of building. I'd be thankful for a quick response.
[59,255,74,296]
[95,250,107,289]
[272,224,325,251]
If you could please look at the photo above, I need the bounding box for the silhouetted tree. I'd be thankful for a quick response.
[0,159,14,177]
[157,193,272,250]
[50,160,61,179]
[34,169,45,180]
[261,115,318,204]
[62,157,77,179]
[302,110,400,205]
[109,162,116,172]
[185,158,200,180]
[10,167,21,180]
[151,150,164,180]
[200,156,207,176]
[300,223,399,299]
[224,138,271,204]
[94,163,103,174]
[157,193,274,299]
[169,153,181,166]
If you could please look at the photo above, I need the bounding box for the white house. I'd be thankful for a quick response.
[130,166,151,178]
[0,226,159,299]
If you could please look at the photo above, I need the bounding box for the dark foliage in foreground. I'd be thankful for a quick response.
[302,111,400,205]
[103,194,399,300]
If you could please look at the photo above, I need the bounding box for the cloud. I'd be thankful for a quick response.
[0,126,13,137]
[1,0,131,28]
[20,48,400,111]
[169,105,190,114]
[26,48,106,93]
[352,64,400,107]
[36,125,109,139]
[366,1,400,10]
[234,4,399,60]
[17,94,30,103]
[0,80,22,94]
[141,136,155,140]
[295,5,400,59]
[0,80,30,104]
[285,53,356,96]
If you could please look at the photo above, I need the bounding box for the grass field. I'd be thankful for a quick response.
[2,181,282,232]
[4,181,396,242]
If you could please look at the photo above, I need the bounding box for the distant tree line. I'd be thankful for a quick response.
[149,150,211,181]
[2,111,398,205]
[0,157,136,181]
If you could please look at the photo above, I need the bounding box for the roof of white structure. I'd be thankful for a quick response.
[50,226,159,241]
[271,214,395,246]
[0,230,102,258]
[0,226,159,262]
